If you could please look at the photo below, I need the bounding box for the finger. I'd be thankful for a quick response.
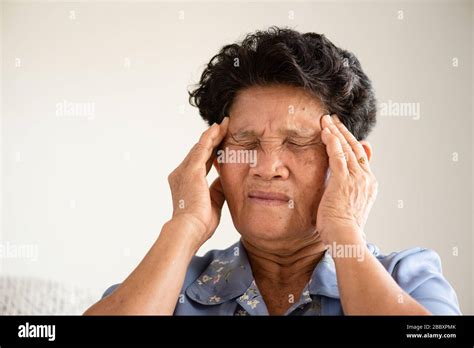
[321,126,349,177]
[321,114,358,172]
[204,118,229,174]
[187,117,230,171]
[332,115,370,170]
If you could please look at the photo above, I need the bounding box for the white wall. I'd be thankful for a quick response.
[1,0,472,313]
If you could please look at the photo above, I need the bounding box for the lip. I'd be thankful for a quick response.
[248,190,290,206]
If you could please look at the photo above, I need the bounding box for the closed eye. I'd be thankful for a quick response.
[285,138,314,147]
[287,141,309,147]
[240,141,259,149]
[226,139,259,149]
[285,136,323,149]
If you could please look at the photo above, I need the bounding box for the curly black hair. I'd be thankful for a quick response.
[188,26,376,141]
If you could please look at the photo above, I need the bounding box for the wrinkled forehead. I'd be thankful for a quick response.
[228,85,328,138]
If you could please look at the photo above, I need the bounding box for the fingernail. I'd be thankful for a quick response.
[326,115,334,124]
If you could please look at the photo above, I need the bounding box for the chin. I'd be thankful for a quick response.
[234,213,298,242]
[240,228,294,243]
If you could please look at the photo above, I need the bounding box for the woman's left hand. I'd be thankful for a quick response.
[316,114,378,245]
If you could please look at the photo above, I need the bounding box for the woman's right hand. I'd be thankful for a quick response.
[167,117,229,247]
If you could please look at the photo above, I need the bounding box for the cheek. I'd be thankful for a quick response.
[218,164,248,202]
[292,148,328,180]
[290,150,328,203]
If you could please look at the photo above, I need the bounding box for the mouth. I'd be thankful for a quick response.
[248,190,290,206]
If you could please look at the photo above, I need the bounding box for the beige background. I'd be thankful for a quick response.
[1,0,473,313]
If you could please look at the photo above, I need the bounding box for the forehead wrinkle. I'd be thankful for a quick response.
[286,112,327,135]
[280,119,319,138]
[229,110,325,140]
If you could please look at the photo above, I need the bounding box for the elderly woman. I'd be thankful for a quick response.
[84,27,460,316]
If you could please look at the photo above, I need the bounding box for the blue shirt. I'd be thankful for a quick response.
[102,240,461,315]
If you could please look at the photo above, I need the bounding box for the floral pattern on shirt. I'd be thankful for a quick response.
[185,241,330,315]
[104,239,461,315]
[234,278,321,316]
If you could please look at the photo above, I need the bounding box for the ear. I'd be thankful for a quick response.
[359,140,373,162]
[213,157,221,175]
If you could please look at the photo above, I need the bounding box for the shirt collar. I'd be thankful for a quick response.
[186,239,379,305]
[186,240,253,305]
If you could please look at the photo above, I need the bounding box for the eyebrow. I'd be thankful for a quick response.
[286,129,319,138]
[231,130,259,140]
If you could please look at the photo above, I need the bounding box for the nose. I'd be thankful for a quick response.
[249,144,289,181]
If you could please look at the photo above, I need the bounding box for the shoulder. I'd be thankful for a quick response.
[369,243,461,315]
[101,241,239,300]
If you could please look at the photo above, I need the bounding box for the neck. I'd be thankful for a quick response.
[241,233,326,285]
